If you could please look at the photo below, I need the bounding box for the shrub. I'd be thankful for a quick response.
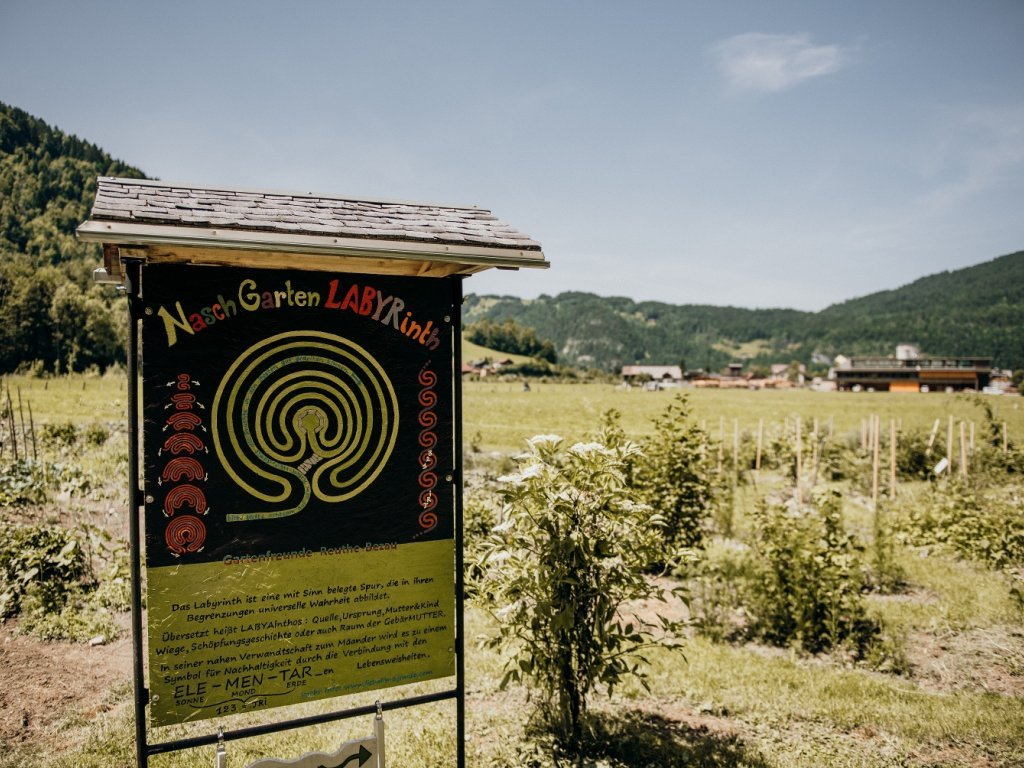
[83,423,110,447]
[895,479,1024,569]
[629,395,716,549]
[39,421,78,448]
[0,459,50,506]
[0,522,86,618]
[477,434,685,755]
[744,490,879,656]
[17,581,120,642]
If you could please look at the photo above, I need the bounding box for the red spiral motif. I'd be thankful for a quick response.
[419,449,437,469]
[416,364,438,534]
[165,515,206,555]
[176,373,192,390]
[418,509,438,530]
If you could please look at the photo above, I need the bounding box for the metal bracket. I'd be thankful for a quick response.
[215,728,227,768]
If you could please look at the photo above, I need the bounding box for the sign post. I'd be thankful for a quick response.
[79,177,546,767]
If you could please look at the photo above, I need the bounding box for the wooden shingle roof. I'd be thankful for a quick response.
[78,177,547,281]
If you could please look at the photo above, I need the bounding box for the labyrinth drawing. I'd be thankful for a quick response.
[211,330,400,521]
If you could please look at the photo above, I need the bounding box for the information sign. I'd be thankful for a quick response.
[140,264,455,726]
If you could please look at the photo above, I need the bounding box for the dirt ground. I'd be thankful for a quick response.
[3,587,1021,753]
[0,614,132,747]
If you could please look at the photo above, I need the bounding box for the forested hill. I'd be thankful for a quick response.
[1,102,1020,375]
[464,250,1024,372]
[0,102,145,372]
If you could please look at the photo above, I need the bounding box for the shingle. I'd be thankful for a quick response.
[89,178,542,251]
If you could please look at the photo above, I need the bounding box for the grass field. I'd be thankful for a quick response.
[464,380,1024,454]
[1,374,1022,767]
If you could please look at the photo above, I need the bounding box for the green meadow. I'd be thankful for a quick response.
[464,380,1024,454]
[1,374,1022,767]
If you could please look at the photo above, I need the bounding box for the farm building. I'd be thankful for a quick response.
[834,353,992,392]
[621,365,683,385]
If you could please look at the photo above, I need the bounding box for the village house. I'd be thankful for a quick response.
[620,365,683,387]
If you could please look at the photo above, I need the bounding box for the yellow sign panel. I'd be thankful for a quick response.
[148,540,454,726]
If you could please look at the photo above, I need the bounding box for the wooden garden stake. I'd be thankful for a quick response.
[926,418,940,453]
[17,387,27,455]
[717,416,724,476]
[6,386,17,462]
[795,415,802,506]
[27,401,37,462]
[732,417,739,488]
[811,417,819,486]
[889,419,897,499]
[947,415,954,474]
[960,421,968,478]
[755,417,764,475]
[872,414,880,510]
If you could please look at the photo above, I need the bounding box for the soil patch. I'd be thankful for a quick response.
[0,614,132,746]
[905,626,1024,696]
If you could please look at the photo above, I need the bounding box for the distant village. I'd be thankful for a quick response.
[464,344,1020,396]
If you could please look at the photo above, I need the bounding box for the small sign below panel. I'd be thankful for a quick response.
[247,714,385,768]
[140,264,455,727]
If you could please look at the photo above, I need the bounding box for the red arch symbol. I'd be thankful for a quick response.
[170,393,196,410]
[163,484,208,516]
[162,432,205,455]
[162,456,205,483]
[166,411,203,431]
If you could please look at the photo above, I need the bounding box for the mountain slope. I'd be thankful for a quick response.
[0,102,146,372]
[465,251,1024,371]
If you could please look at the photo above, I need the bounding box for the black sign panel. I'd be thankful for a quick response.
[140,264,454,568]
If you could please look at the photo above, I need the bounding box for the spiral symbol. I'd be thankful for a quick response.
[165,515,206,555]
[416,364,439,535]
[212,331,399,522]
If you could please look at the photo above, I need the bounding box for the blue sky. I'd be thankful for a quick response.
[2,1,1022,310]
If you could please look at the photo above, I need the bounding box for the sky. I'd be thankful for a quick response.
[1,1,1022,311]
